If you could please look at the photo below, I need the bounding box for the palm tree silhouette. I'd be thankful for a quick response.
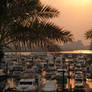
[0,0,73,62]
[85,29,92,64]
[85,29,92,39]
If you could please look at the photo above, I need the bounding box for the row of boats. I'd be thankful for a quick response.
[16,78,57,92]
[0,53,88,92]
[0,54,65,92]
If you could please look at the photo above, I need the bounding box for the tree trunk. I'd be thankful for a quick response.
[0,46,4,69]
[0,0,7,15]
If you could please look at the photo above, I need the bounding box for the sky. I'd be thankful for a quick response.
[41,0,92,46]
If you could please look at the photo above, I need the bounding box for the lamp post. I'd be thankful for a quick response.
[68,61,71,91]
[62,69,65,91]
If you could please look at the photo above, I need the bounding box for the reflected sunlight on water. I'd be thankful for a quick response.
[5,50,92,55]
[72,50,92,54]
[42,71,46,77]
[42,78,46,85]
[86,79,92,88]
[7,78,16,88]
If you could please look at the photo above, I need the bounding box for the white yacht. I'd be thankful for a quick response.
[47,61,56,73]
[42,80,57,92]
[55,56,62,69]
[48,61,56,70]
[12,65,24,77]
[46,67,56,79]
[74,81,84,88]
[56,68,68,77]
[16,78,37,92]
[0,69,6,78]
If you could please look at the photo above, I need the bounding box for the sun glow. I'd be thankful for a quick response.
[62,50,92,54]
[70,0,90,5]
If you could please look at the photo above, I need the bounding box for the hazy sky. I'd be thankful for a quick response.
[41,0,92,45]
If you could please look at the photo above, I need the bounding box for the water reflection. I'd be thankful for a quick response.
[7,78,16,88]
[5,50,92,55]
[86,79,92,88]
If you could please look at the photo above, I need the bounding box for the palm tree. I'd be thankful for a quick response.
[85,29,92,64]
[0,0,73,62]
[85,29,92,39]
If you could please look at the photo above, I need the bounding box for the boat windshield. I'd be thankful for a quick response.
[46,69,55,72]
[49,64,54,67]
[20,82,32,85]
[13,67,23,71]
[45,82,56,88]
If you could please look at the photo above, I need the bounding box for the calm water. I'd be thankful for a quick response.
[5,50,92,55]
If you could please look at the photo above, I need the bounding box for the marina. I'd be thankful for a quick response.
[1,0,92,92]
[0,51,92,92]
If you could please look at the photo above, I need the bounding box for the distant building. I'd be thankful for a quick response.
[60,40,89,51]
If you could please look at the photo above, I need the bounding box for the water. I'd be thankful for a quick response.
[5,50,92,55]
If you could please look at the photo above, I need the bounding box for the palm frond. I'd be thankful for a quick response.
[85,29,92,39]
[38,5,60,19]
[6,0,60,24]
[5,21,72,47]
[0,0,73,51]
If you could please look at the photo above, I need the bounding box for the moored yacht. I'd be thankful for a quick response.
[42,80,57,92]
[0,69,6,79]
[16,78,37,92]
